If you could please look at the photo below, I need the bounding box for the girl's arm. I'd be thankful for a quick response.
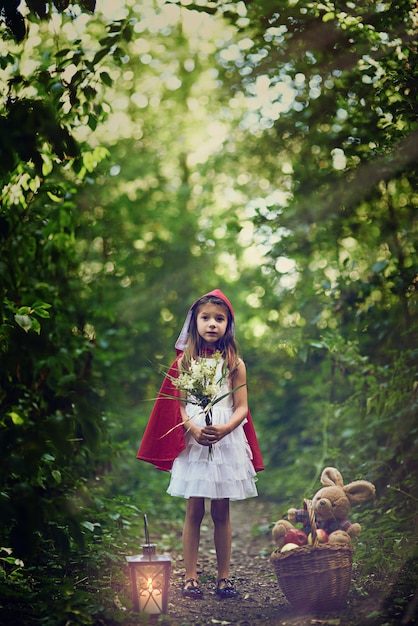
[202,359,248,442]
[179,390,196,431]
[177,370,207,444]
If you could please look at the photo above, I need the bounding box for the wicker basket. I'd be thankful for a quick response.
[270,499,354,612]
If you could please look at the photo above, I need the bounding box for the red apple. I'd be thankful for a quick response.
[280,542,300,553]
[308,528,329,544]
[283,528,308,547]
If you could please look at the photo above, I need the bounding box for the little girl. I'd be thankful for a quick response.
[137,289,264,599]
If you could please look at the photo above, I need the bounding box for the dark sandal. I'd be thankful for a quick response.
[182,578,203,599]
[216,578,238,599]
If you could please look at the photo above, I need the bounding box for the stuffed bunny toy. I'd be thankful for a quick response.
[272,467,375,548]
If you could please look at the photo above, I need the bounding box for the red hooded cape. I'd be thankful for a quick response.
[136,290,264,472]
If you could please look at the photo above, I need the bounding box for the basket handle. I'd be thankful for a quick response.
[304,498,319,548]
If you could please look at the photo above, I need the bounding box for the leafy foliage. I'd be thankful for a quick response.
[0,1,96,42]
[0,1,135,619]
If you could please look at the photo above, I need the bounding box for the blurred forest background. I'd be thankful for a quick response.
[0,0,417,623]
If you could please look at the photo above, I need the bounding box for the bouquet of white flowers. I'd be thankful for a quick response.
[161,351,243,459]
[175,352,223,405]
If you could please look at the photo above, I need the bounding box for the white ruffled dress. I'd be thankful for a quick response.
[167,358,258,500]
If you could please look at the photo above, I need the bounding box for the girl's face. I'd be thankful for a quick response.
[196,303,228,347]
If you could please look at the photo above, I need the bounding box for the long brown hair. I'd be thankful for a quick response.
[179,295,239,373]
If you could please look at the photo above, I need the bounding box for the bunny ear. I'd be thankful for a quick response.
[321,467,344,488]
[344,480,376,504]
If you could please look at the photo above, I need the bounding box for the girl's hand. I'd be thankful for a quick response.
[185,422,203,442]
[184,422,212,446]
[200,424,230,444]
[184,419,228,446]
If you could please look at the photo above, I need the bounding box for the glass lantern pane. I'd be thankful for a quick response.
[134,563,167,614]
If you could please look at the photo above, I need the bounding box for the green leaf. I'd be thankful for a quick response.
[100,71,112,87]
[46,190,64,202]
[51,470,62,484]
[55,48,72,59]
[92,48,109,66]
[14,315,32,332]
[33,308,50,319]
[81,521,97,532]
[308,340,326,349]
[87,115,98,130]
[31,318,41,335]
[53,0,70,11]
[0,53,15,70]
[372,260,389,273]
[79,0,96,13]
[9,412,24,425]
[32,302,51,318]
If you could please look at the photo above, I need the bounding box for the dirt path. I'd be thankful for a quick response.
[165,499,388,626]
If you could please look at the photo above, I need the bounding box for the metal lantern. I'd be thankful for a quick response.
[126,515,171,614]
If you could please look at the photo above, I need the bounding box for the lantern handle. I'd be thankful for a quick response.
[144,514,150,545]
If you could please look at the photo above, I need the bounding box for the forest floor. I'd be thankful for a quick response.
[123,499,417,626]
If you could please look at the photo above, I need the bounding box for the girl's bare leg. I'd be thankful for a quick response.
[183,497,205,583]
[211,499,231,582]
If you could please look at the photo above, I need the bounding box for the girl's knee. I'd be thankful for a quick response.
[211,500,230,524]
[186,498,205,524]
